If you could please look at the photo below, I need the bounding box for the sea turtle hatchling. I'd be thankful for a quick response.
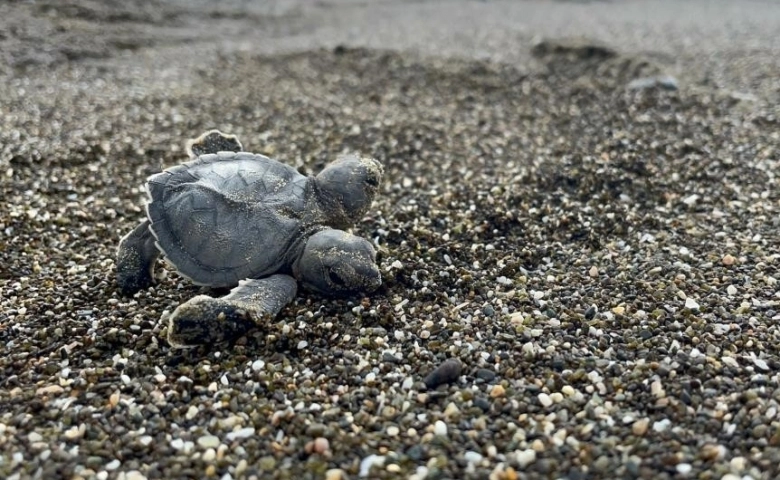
[116,130,384,347]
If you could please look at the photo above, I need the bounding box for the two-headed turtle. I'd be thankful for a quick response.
[116,130,383,346]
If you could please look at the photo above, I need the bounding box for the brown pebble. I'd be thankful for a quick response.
[490,384,506,398]
[305,437,331,455]
[722,254,736,266]
[632,418,649,436]
[423,358,462,389]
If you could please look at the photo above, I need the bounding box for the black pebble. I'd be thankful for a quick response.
[423,358,463,389]
[475,368,497,382]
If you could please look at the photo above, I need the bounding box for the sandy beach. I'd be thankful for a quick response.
[2,1,780,479]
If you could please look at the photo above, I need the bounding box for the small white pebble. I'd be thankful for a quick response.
[251,360,265,372]
[684,297,700,310]
[433,420,448,437]
[359,454,386,477]
[197,435,220,449]
[386,426,400,437]
[753,358,769,371]
[226,427,255,441]
[105,459,121,470]
[463,451,483,463]
[515,449,536,468]
[675,463,691,475]
[652,419,671,432]
[297,340,308,349]
[538,393,553,408]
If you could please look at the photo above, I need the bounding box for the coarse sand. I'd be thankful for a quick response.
[2,1,780,479]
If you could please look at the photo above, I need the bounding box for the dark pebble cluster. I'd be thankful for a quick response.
[2,2,780,480]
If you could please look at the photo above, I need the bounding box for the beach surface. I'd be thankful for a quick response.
[2,1,780,479]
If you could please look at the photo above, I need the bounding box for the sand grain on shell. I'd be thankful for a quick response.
[2,2,780,480]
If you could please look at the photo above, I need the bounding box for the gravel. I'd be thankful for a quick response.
[2,1,780,479]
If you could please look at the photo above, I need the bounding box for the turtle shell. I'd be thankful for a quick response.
[145,151,309,287]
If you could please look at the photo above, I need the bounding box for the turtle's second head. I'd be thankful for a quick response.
[314,154,383,227]
[294,229,381,296]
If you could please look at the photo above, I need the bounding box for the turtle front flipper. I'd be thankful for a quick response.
[117,219,161,295]
[185,129,243,158]
[166,274,298,347]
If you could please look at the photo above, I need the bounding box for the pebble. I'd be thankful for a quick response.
[538,392,553,407]
[197,435,220,449]
[490,385,506,398]
[423,358,462,389]
[515,449,537,468]
[226,427,255,441]
[684,298,700,310]
[632,419,649,436]
[359,455,386,477]
[433,420,448,437]
[464,451,483,463]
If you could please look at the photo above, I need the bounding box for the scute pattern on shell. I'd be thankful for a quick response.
[145,152,309,287]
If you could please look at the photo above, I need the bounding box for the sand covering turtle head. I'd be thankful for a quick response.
[116,129,384,347]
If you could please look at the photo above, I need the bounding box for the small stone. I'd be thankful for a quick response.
[359,454,385,477]
[632,418,649,436]
[699,444,726,461]
[186,406,198,420]
[311,437,330,454]
[387,426,400,437]
[197,435,220,449]
[588,266,599,277]
[537,393,553,408]
[490,384,506,398]
[226,427,255,441]
[463,451,483,463]
[28,432,43,442]
[433,420,448,437]
[515,449,536,468]
[251,360,265,371]
[475,368,496,381]
[36,385,64,396]
[325,469,347,480]
[106,459,121,470]
[119,472,147,480]
[675,463,691,475]
[684,298,700,310]
[722,254,736,266]
[753,358,769,371]
[730,456,746,472]
[423,358,462,389]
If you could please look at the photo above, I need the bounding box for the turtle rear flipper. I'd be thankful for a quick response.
[186,130,243,157]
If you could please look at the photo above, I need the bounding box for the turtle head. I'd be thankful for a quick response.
[294,229,381,296]
[314,154,383,228]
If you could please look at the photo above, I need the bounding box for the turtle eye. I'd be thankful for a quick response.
[328,269,347,287]
[365,174,379,187]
